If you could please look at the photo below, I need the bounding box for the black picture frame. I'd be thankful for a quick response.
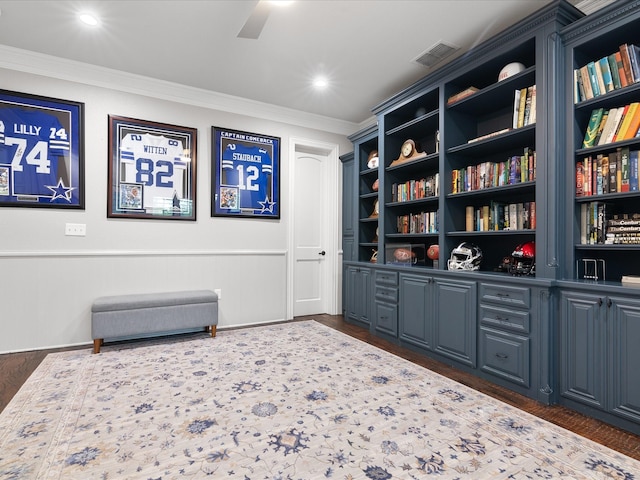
[108,115,197,220]
[0,89,84,209]
[211,127,280,219]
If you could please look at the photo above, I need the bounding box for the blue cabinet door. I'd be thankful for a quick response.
[560,292,606,410]
[433,278,477,367]
[399,273,433,350]
[345,266,371,326]
[609,296,640,424]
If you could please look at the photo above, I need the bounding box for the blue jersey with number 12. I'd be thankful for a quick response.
[221,143,272,210]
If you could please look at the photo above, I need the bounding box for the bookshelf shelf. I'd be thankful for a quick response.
[385,153,438,174]
[386,109,439,137]
[447,126,535,157]
[448,181,536,199]
[386,233,438,238]
[575,190,640,202]
[448,230,534,236]
[386,198,438,208]
[575,243,640,250]
[575,82,640,111]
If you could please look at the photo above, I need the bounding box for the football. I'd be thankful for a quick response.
[427,244,439,260]
[394,248,415,262]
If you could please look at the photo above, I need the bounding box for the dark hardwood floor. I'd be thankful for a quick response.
[1,314,639,462]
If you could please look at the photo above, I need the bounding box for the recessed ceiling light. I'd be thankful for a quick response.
[79,13,99,26]
[313,76,329,89]
[269,1,294,6]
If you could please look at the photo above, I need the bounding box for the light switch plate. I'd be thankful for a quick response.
[65,223,86,236]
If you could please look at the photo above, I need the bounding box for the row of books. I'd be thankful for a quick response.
[391,174,439,202]
[606,213,640,245]
[465,201,536,232]
[576,147,639,196]
[582,102,640,148]
[574,43,640,103]
[579,203,640,245]
[512,85,536,129]
[396,210,439,234]
[451,148,536,194]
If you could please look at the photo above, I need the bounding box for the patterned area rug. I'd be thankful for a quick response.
[1,320,638,479]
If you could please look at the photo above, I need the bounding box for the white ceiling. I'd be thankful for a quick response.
[0,1,601,127]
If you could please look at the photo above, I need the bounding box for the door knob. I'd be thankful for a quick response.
[319,251,326,256]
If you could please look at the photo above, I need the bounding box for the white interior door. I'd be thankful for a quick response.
[293,151,327,316]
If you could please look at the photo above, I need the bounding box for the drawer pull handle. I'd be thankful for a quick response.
[495,353,509,360]
[496,293,510,298]
[495,316,510,322]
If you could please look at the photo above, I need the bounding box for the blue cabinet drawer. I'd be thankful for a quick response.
[374,301,398,337]
[375,270,398,287]
[480,327,530,388]
[480,304,530,333]
[480,283,530,309]
[375,286,398,303]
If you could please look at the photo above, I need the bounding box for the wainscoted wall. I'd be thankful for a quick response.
[0,250,287,353]
[0,47,356,353]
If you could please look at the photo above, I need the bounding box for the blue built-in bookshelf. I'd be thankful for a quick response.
[565,0,640,279]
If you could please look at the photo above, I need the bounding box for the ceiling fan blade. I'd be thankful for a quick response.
[237,1,272,39]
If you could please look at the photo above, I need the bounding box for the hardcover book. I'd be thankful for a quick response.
[579,65,594,99]
[609,151,618,193]
[611,104,630,142]
[512,89,521,128]
[576,162,584,196]
[583,108,604,148]
[619,44,635,84]
[615,102,639,140]
[621,147,630,192]
[447,86,479,105]
[630,150,639,192]
[621,103,640,140]
[607,53,622,90]
[615,51,628,88]
[603,107,626,144]
[586,61,601,97]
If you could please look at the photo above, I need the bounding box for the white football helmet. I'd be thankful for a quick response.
[447,242,482,271]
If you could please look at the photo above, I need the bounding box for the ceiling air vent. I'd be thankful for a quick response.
[572,0,616,15]
[413,41,460,68]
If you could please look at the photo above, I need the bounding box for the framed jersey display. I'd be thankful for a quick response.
[0,89,84,209]
[108,115,197,220]
[212,127,280,219]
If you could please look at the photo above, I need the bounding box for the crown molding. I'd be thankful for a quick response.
[0,45,358,136]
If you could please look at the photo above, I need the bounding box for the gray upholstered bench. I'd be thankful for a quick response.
[91,290,218,353]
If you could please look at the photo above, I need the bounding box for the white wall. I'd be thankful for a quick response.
[0,56,354,353]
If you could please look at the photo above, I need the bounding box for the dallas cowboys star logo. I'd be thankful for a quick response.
[258,196,276,214]
[45,179,75,202]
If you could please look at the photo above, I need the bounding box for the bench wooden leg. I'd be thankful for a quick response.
[93,339,102,354]
[210,325,217,338]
